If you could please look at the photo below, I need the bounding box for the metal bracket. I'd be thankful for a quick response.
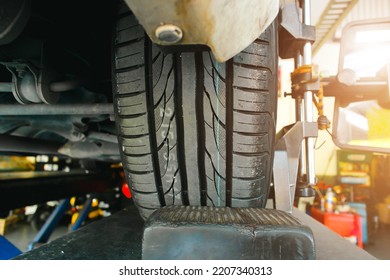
[278,2,316,59]
[273,121,318,213]
[291,64,321,98]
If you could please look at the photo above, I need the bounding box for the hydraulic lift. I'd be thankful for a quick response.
[13,203,375,260]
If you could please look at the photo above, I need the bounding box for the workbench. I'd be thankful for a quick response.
[13,204,376,260]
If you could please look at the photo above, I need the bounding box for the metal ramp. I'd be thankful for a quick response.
[313,0,358,55]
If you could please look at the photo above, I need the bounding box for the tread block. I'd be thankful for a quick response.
[231,176,267,198]
[123,154,153,173]
[118,115,148,136]
[233,66,271,90]
[121,135,150,155]
[234,88,271,113]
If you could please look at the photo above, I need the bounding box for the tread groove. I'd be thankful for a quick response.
[254,38,270,45]
[233,62,271,72]
[115,37,143,49]
[144,35,166,207]
[234,85,270,92]
[225,58,234,207]
[173,53,190,205]
[195,52,208,206]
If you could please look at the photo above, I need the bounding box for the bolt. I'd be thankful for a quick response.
[155,24,183,44]
[71,131,85,142]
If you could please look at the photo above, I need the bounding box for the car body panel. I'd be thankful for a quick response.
[124,0,279,62]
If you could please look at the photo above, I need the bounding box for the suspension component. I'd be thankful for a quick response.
[0,42,90,104]
[1,61,60,104]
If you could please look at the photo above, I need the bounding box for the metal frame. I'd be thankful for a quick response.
[274,0,319,213]
[27,199,71,250]
[273,122,318,213]
[278,0,316,59]
[0,235,22,260]
[313,0,359,56]
[27,195,97,250]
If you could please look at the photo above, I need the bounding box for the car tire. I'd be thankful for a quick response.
[112,2,278,219]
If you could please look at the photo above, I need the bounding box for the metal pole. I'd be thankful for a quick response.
[302,0,316,186]
[294,51,303,121]
[70,195,94,231]
[0,83,12,92]
[294,51,305,181]
[27,199,71,251]
[0,103,114,115]
[0,134,62,155]
[0,79,87,93]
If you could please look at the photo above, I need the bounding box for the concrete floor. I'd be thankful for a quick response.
[3,215,390,259]
[4,221,68,252]
[362,224,390,260]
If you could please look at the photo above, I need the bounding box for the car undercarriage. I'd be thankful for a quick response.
[0,0,119,162]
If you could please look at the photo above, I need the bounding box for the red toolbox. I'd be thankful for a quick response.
[310,207,363,248]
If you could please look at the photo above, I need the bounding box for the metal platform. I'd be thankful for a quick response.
[13,204,376,260]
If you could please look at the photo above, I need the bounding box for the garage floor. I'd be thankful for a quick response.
[3,209,390,260]
[363,225,390,260]
[4,221,68,253]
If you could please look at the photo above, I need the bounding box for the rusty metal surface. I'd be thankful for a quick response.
[124,0,279,62]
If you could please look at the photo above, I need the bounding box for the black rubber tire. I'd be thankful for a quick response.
[112,2,278,220]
